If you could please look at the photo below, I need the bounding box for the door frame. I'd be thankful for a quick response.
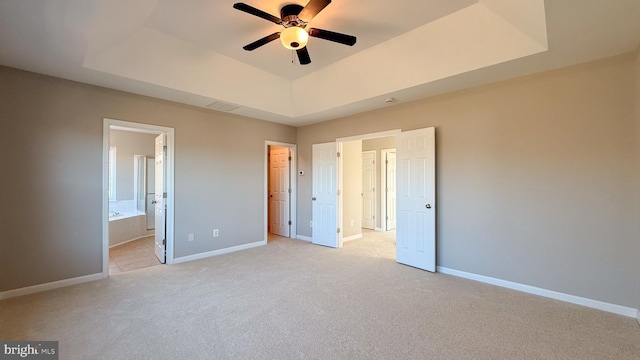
[336,130,401,246]
[264,141,297,241]
[102,118,176,277]
[380,148,396,231]
[361,150,377,230]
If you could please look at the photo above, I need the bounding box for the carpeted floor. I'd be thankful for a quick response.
[1,231,639,359]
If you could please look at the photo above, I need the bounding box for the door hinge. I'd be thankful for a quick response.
[337,189,341,195]
[162,239,166,246]
[288,156,292,161]
[288,188,292,194]
[386,160,389,164]
[288,220,292,225]
[337,152,341,158]
[337,228,341,234]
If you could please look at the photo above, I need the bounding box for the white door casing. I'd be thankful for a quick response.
[269,146,291,237]
[396,128,436,272]
[154,133,166,264]
[312,142,339,248]
[361,151,376,230]
[384,150,397,231]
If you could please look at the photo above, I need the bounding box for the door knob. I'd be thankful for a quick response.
[312,197,317,201]
[425,204,432,209]
[152,200,157,204]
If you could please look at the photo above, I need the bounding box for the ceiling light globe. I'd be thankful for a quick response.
[280,27,308,50]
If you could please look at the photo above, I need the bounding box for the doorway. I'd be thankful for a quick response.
[102,119,175,277]
[265,141,297,242]
[311,128,436,272]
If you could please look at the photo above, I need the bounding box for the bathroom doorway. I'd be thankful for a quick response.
[102,119,175,276]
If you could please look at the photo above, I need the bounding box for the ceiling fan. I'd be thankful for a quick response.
[233,0,357,65]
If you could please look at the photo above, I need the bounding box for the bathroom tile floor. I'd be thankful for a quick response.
[109,236,161,274]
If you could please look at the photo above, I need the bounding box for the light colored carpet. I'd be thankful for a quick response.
[109,236,161,274]
[1,231,639,359]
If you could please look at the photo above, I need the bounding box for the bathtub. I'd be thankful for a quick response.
[109,201,153,247]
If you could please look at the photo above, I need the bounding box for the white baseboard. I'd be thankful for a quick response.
[173,240,266,264]
[296,235,312,242]
[437,266,637,318]
[375,227,384,232]
[342,234,363,242]
[637,309,640,326]
[0,273,104,300]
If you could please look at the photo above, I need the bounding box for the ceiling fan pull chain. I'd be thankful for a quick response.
[292,50,295,64]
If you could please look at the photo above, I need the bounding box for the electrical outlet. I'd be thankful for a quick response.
[213,229,219,237]
[350,219,355,226]
[188,233,195,242]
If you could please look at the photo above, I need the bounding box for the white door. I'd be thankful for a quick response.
[396,128,436,272]
[154,134,166,263]
[269,146,291,237]
[385,151,397,231]
[312,142,338,248]
[361,151,376,230]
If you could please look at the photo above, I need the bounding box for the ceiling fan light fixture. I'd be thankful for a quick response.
[280,27,308,50]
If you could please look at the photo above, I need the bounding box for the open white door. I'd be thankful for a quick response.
[269,146,291,237]
[312,142,339,248]
[396,128,436,272]
[384,151,397,231]
[154,133,166,263]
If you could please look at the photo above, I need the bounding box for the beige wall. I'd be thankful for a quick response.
[0,66,296,292]
[109,129,156,201]
[342,141,362,238]
[297,54,639,308]
[362,136,396,230]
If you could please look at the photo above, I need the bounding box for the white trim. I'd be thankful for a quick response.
[103,118,176,278]
[264,141,297,242]
[637,309,640,326]
[342,234,363,242]
[337,142,344,248]
[336,129,401,143]
[0,273,103,300]
[297,235,312,242]
[437,266,637,318]
[375,227,384,232]
[380,148,396,231]
[361,150,376,231]
[173,241,266,264]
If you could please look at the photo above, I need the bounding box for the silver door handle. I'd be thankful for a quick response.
[312,197,316,201]
[425,204,432,209]
[152,200,157,204]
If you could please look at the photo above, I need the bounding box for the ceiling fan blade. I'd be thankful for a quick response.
[308,28,356,46]
[296,47,311,65]
[243,32,281,51]
[298,0,331,22]
[233,3,282,25]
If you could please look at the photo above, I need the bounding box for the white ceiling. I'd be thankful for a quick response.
[1,0,640,126]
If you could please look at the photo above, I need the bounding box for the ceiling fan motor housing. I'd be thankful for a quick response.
[280,4,306,28]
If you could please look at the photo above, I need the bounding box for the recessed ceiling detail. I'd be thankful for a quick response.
[81,0,547,124]
[2,1,640,126]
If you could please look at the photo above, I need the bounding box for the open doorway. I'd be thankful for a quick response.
[265,141,297,243]
[102,119,175,277]
[311,128,436,272]
[340,135,397,247]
